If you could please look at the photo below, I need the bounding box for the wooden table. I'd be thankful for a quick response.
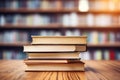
[0,60,120,80]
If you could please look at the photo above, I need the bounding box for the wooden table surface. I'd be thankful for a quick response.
[0,60,120,80]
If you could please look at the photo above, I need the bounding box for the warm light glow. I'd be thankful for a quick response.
[78,0,89,12]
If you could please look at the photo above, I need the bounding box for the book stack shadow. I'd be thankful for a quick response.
[23,36,87,71]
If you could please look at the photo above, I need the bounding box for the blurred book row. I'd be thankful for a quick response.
[0,31,28,43]
[61,13,120,26]
[81,50,120,60]
[0,0,58,9]
[0,49,120,60]
[82,31,120,44]
[0,50,25,59]
[0,30,119,44]
[0,0,120,11]
[1,13,120,26]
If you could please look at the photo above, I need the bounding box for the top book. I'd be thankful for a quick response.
[31,36,87,44]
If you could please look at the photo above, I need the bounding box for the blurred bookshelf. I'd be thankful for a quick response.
[0,0,120,60]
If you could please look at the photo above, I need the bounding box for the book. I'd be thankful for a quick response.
[24,45,86,52]
[25,61,85,71]
[31,36,87,44]
[70,12,78,26]
[27,52,80,60]
[65,30,81,36]
[0,15,5,26]
[24,59,81,64]
[62,14,70,26]
[94,50,102,60]
[110,50,115,60]
[103,50,110,60]
[5,14,14,24]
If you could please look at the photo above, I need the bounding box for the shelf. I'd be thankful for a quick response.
[0,8,61,13]
[0,42,29,47]
[63,26,120,30]
[0,24,120,30]
[0,42,120,47]
[0,8,120,14]
[88,43,120,47]
[0,24,61,29]
[88,10,120,14]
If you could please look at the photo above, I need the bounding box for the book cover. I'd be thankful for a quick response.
[24,45,86,52]
[27,52,80,60]
[31,36,87,44]
[25,61,85,71]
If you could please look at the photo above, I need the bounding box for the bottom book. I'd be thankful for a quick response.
[25,61,85,71]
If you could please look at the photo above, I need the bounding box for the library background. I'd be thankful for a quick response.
[0,0,120,60]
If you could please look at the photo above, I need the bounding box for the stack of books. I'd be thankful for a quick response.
[23,36,87,71]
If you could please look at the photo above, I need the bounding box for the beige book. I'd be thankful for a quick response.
[31,36,87,44]
[24,59,81,64]
[24,45,86,52]
[27,52,80,59]
[25,61,85,71]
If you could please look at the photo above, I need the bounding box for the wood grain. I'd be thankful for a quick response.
[0,60,119,80]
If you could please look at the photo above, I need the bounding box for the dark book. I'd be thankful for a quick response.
[18,0,27,8]
[110,50,115,60]
[5,0,11,8]
[5,15,14,24]
[0,51,2,59]
[0,1,5,8]
[115,32,120,42]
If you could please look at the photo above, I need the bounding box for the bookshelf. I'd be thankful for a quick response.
[0,0,120,60]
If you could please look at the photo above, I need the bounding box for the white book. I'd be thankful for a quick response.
[62,14,70,26]
[78,0,89,12]
[95,14,112,26]
[73,29,81,36]
[65,30,73,36]
[70,12,78,26]
[86,14,94,26]
[79,51,91,60]
[0,15,5,26]
[40,30,48,36]
[24,45,86,52]
[54,32,61,36]
[33,14,42,26]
